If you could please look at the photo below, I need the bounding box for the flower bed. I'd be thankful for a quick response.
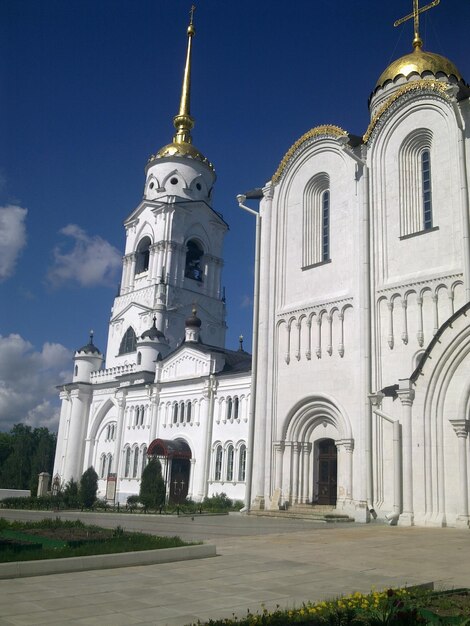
[193,587,470,625]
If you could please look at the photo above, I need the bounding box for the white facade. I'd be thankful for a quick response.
[54,13,470,526]
[250,34,470,527]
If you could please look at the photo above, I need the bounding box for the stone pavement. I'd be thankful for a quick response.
[0,511,469,625]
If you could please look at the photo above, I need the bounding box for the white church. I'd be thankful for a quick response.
[53,3,470,528]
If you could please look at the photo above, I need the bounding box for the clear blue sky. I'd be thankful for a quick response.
[1,0,469,430]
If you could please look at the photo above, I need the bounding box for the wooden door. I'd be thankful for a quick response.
[317,439,337,505]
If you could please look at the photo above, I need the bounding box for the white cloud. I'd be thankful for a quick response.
[47,224,121,288]
[0,334,72,431]
[0,205,27,281]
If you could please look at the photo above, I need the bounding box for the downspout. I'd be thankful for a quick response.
[447,86,470,302]
[237,194,262,512]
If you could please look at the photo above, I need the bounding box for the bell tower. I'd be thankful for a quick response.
[105,8,227,369]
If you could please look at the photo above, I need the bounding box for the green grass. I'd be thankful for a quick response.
[0,517,195,563]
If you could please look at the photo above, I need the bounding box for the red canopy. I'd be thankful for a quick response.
[147,438,192,459]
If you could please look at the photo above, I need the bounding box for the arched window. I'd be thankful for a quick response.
[226,444,234,481]
[74,365,78,376]
[141,446,148,475]
[135,236,151,274]
[214,445,223,481]
[399,130,433,237]
[238,444,247,482]
[185,240,204,282]
[233,396,239,420]
[226,397,233,421]
[180,401,185,424]
[321,190,330,262]
[100,454,106,479]
[422,150,432,230]
[119,327,137,355]
[186,401,192,423]
[140,406,145,426]
[303,172,330,268]
[137,351,142,365]
[173,403,178,424]
[132,448,139,478]
[124,448,131,478]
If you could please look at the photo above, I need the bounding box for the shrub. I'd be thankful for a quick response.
[139,458,166,510]
[202,493,233,511]
[62,478,80,508]
[79,467,98,508]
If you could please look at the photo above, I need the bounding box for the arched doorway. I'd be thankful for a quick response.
[147,438,192,504]
[316,438,337,505]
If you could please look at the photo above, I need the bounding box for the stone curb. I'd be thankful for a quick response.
[0,543,216,579]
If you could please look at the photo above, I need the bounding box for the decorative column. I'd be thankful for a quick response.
[127,253,136,292]
[149,243,158,282]
[301,442,312,503]
[416,296,424,347]
[305,319,312,360]
[62,387,91,483]
[336,438,354,507]
[188,458,197,500]
[199,375,218,499]
[281,442,293,505]
[449,419,470,528]
[52,388,71,479]
[273,441,285,494]
[112,390,127,481]
[149,387,159,441]
[291,442,301,504]
[387,301,394,349]
[397,380,415,526]
[401,299,408,345]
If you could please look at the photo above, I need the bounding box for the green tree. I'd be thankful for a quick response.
[79,467,98,508]
[139,458,166,510]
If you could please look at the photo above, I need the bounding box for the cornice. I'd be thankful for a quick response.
[271,125,349,185]
[364,80,451,144]
[376,272,463,296]
[277,296,353,318]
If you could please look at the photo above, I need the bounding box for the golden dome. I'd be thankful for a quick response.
[150,141,214,171]
[376,48,463,89]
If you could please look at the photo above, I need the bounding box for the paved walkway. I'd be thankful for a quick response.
[0,511,469,625]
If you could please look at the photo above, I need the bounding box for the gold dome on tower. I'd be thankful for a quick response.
[375,48,463,89]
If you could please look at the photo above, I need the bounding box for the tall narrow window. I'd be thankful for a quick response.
[238,444,247,482]
[100,454,106,479]
[141,446,148,475]
[173,403,178,424]
[399,129,433,237]
[132,449,139,478]
[226,397,232,420]
[422,150,432,230]
[233,396,239,420]
[124,448,131,478]
[226,445,234,481]
[186,402,192,423]
[135,236,151,274]
[107,454,113,477]
[322,190,330,261]
[180,402,185,423]
[185,240,204,281]
[303,172,330,268]
[119,327,137,354]
[214,445,223,481]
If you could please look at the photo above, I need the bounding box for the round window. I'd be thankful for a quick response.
[196,183,202,190]
[149,182,154,189]
[170,177,178,185]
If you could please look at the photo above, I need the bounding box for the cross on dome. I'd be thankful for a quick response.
[393,0,440,50]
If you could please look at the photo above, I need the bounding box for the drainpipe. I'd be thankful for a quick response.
[446,85,470,301]
[337,138,373,516]
[237,192,262,512]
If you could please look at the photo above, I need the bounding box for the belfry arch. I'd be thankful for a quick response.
[273,396,354,508]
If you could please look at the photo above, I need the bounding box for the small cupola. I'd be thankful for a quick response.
[73,331,103,383]
[184,306,202,343]
[136,316,170,371]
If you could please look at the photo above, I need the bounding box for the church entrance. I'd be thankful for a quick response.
[316,438,337,505]
[147,438,192,504]
[169,458,190,504]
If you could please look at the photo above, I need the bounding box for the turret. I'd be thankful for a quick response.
[72,331,103,383]
[184,307,202,343]
[136,316,170,371]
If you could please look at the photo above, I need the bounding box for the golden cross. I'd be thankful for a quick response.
[189,5,196,25]
[394,0,440,48]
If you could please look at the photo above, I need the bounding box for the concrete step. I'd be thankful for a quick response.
[249,508,355,523]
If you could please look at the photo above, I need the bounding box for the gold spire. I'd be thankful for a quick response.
[173,5,196,145]
[393,0,440,50]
